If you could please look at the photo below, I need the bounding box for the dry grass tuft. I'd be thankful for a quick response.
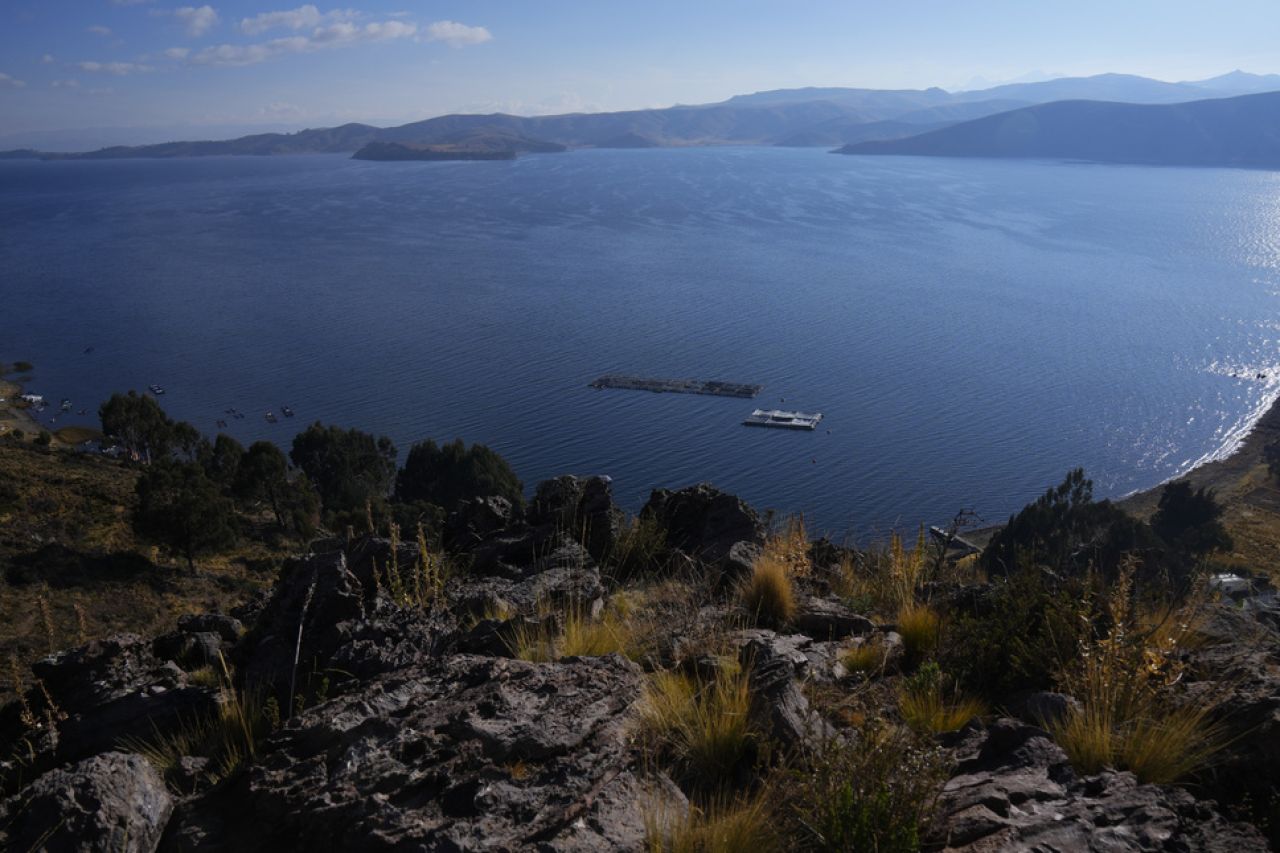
[1049,564,1228,784]
[639,668,756,794]
[841,641,887,677]
[896,603,941,668]
[740,553,796,628]
[647,793,779,853]
[508,599,641,662]
[898,663,985,734]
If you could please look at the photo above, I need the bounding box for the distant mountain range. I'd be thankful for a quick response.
[839,90,1280,168]
[5,70,1280,164]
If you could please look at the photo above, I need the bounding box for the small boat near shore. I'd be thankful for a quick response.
[281,405,295,418]
[148,384,165,396]
[265,411,278,424]
[743,409,823,430]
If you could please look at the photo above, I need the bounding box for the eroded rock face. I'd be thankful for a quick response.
[931,719,1268,852]
[641,483,766,566]
[12,635,217,774]
[201,654,651,851]
[0,751,174,853]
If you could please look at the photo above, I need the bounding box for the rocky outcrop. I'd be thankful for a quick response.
[0,751,174,853]
[165,653,665,851]
[447,475,624,575]
[930,719,1267,851]
[641,483,766,579]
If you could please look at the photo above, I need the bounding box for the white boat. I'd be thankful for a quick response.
[743,409,823,430]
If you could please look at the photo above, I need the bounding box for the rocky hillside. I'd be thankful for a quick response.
[0,472,1276,851]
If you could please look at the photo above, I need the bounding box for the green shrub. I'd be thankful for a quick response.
[898,662,985,734]
[940,569,1083,699]
[34,430,51,447]
[781,721,948,853]
[394,437,523,511]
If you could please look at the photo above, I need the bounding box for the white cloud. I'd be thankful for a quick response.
[164,47,191,59]
[172,5,219,37]
[239,5,358,36]
[41,54,55,64]
[50,79,80,89]
[0,72,26,89]
[259,100,303,117]
[422,20,491,48]
[78,61,153,75]
[88,25,113,36]
[191,19,417,66]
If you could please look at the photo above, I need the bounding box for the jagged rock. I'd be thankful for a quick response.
[641,483,765,565]
[181,654,650,851]
[236,545,453,694]
[448,476,623,574]
[153,631,223,670]
[9,635,218,773]
[793,597,875,640]
[930,718,1267,851]
[719,540,761,583]
[449,542,605,620]
[1008,691,1082,728]
[176,614,244,643]
[738,633,833,750]
[445,495,520,551]
[730,629,845,683]
[0,751,174,853]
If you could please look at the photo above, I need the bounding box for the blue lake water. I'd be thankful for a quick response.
[3,148,1280,537]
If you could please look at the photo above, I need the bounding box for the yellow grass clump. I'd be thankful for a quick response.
[639,668,756,793]
[646,793,779,853]
[898,663,985,734]
[1049,565,1228,784]
[896,603,941,668]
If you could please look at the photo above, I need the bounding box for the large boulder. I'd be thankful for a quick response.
[236,542,454,694]
[641,484,766,567]
[930,718,1267,851]
[0,751,174,853]
[170,653,660,851]
[9,635,218,774]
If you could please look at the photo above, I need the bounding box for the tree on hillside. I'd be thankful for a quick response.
[133,460,238,571]
[1151,481,1233,562]
[1265,441,1280,484]
[289,423,396,515]
[394,438,524,511]
[200,434,245,490]
[981,468,1154,579]
[99,391,178,462]
[236,440,320,536]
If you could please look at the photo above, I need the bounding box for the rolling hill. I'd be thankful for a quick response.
[839,91,1280,168]
[8,72,1280,160]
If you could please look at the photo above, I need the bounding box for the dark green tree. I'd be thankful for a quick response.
[1152,480,1233,561]
[200,434,245,491]
[99,391,177,462]
[236,440,320,536]
[394,438,524,511]
[289,423,396,514]
[981,468,1154,579]
[133,460,238,571]
[1264,441,1280,484]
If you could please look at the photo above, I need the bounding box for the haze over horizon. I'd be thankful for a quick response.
[3,0,1280,149]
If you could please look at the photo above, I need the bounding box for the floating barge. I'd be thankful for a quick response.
[590,375,762,398]
[743,409,823,430]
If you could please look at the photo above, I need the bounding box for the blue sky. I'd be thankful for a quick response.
[2,1,1278,139]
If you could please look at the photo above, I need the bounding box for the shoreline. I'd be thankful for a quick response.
[0,376,47,443]
[1117,389,1280,519]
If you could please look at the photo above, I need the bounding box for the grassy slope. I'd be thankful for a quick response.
[0,442,286,673]
[1118,397,1280,580]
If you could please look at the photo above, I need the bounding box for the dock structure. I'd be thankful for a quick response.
[590,374,763,399]
[743,409,823,430]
